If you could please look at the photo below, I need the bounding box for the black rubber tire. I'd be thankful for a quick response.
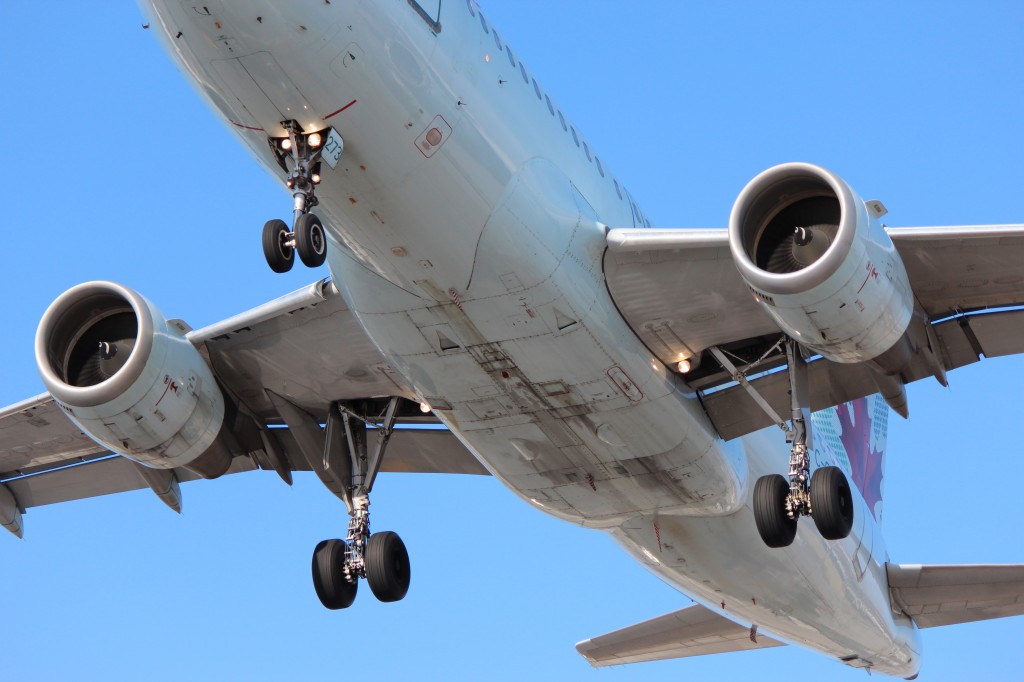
[810,466,854,540]
[365,531,411,603]
[262,219,294,273]
[311,539,357,609]
[295,213,327,268]
[753,474,797,548]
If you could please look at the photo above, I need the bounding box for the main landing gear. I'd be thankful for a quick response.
[716,338,854,548]
[311,399,411,609]
[262,121,332,273]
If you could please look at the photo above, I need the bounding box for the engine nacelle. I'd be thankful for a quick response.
[35,282,233,478]
[728,163,914,364]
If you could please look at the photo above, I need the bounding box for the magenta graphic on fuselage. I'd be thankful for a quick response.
[836,398,885,521]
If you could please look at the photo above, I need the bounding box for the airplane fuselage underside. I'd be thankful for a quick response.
[143,1,920,675]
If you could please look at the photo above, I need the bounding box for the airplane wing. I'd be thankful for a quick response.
[576,603,785,666]
[605,224,1024,439]
[0,279,486,535]
[887,564,1024,628]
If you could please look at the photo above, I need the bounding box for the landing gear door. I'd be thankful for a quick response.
[321,129,345,169]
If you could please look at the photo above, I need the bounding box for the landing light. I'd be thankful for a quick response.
[677,359,692,374]
[308,132,322,148]
[280,138,292,151]
[311,173,321,184]
[419,402,432,414]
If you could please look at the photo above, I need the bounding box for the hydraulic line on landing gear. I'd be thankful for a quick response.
[783,338,813,520]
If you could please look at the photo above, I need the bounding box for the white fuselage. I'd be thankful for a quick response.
[142,1,919,675]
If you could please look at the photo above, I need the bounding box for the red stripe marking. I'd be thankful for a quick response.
[155,380,173,407]
[323,99,358,120]
[230,120,264,131]
[856,262,880,294]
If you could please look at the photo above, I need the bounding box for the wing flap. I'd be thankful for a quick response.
[576,603,784,667]
[2,426,487,512]
[702,358,875,440]
[4,456,259,509]
[949,309,1024,359]
[888,564,1024,628]
[702,308,1024,439]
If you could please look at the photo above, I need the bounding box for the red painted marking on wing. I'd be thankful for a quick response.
[323,99,358,120]
[837,399,884,520]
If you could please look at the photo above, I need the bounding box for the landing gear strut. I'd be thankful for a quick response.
[262,120,332,273]
[758,338,852,547]
[310,398,411,609]
[714,338,854,548]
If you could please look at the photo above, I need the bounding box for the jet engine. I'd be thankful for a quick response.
[728,163,914,365]
[35,281,234,479]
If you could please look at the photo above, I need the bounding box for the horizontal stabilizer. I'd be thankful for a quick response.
[888,564,1024,628]
[576,603,785,667]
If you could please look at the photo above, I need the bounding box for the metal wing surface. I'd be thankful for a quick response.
[190,279,410,422]
[888,564,1024,628]
[605,225,1024,440]
[0,280,486,527]
[576,603,785,666]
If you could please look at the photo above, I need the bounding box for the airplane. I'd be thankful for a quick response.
[2,2,1024,675]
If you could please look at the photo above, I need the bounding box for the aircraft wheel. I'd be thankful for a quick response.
[365,531,411,602]
[753,474,797,548]
[295,213,327,268]
[312,539,357,609]
[810,466,854,540]
[262,219,294,273]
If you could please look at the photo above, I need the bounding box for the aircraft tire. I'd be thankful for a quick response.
[312,539,358,609]
[365,531,411,602]
[295,213,327,268]
[263,219,294,273]
[753,474,797,548]
[810,466,854,540]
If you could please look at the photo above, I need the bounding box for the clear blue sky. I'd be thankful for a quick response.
[1,2,1022,680]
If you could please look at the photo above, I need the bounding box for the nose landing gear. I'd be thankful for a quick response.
[261,121,333,273]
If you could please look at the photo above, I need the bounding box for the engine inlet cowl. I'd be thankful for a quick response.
[36,281,232,477]
[728,163,914,364]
